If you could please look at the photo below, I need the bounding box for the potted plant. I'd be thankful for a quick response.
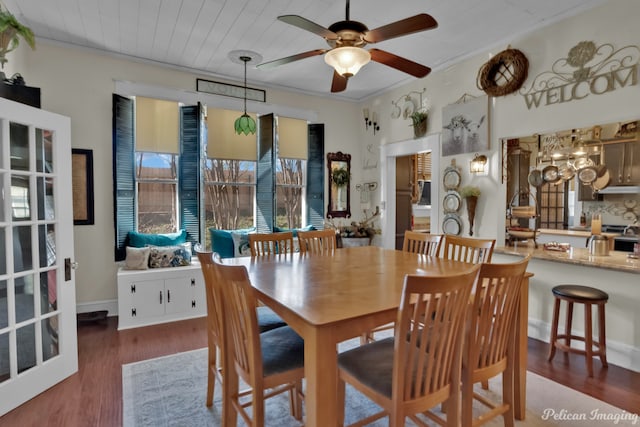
[459,186,481,236]
[410,110,428,138]
[0,6,36,69]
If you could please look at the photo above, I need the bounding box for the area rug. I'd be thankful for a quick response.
[123,340,639,427]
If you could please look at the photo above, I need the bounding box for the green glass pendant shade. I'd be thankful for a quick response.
[234,113,256,135]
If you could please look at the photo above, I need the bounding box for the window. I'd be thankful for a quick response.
[204,159,255,247]
[275,158,305,229]
[113,95,324,260]
[135,152,178,233]
[538,181,568,229]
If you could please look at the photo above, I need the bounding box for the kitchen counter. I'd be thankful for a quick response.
[536,228,620,250]
[493,245,640,373]
[495,245,639,274]
[538,228,620,239]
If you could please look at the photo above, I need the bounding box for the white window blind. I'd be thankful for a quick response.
[277,116,308,159]
[206,108,257,161]
[135,96,180,154]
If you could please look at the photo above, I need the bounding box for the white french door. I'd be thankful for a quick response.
[0,98,77,415]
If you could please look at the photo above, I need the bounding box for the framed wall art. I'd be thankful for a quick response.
[441,95,489,157]
[71,148,95,225]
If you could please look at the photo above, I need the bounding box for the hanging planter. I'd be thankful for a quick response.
[0,6,36,69]
[410,111,428,138]
[459,186,481,236]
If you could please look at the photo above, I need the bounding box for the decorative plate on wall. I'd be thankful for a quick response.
[443,166,461,190]
[442,214,462,235]
[443,191,461,213]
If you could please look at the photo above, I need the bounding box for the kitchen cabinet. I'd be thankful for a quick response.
[117,263,206,330]
[604,141,640,185]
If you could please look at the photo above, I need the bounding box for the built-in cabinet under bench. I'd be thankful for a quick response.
[117,262,206,330]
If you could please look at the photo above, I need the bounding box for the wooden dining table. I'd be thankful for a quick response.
[225,246,531,426]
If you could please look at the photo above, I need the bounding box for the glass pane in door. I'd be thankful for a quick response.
[0,228,5,274]
[15,276,35,323]
[13,226,33,273]
[10,122,29,171]
[39,270,57,314]
[35,128,53,173]
[0,332,8,384]
[11,175,31,221]
[37,177,55,221]
[38,224,56,268]
[16,323,36,374]
[0,280,6,330]
[42,316,59,362]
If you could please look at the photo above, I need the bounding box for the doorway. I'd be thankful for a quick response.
[381,134,441,249]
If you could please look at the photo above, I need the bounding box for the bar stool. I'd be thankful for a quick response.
[548,284,608,377]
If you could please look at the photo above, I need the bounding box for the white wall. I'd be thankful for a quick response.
[16,43,361,307]
[360,0,640,243]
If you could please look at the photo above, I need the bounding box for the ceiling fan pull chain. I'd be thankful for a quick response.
[346,0,350,20]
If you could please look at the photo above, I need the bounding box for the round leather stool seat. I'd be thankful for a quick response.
[548,284,608,377]
[552,285,608,302]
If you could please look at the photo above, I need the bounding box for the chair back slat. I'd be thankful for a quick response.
[393,265,480,402]
[249,232,295,256]
[402,231,442,256]
[441,235,495,264]
[298,229,337,255]
[468,256,530,371]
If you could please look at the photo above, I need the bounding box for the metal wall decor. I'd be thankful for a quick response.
[520,41,640,110]
[390,88,427,120]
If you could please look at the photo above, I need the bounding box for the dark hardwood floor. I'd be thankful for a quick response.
[1,316,639,426]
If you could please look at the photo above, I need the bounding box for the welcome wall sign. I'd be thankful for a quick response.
[520,41,639,109]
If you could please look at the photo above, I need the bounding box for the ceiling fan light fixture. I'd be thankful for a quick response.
[324,46,371,78]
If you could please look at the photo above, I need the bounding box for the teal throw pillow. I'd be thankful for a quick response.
[128,229,187,248]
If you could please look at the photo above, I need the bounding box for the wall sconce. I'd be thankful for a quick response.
[470,153,489,175]
[363,109,380,134]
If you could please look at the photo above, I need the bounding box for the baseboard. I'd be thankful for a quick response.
[528,318,640,373]
[76,299,118,317]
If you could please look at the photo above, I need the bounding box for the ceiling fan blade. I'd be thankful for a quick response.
[369,49,431,78]
[256,49,326,70]
[331,71,348,93]
[364,14,438,43]
[278,15,338,40]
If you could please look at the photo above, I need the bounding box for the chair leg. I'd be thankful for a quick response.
[460,368,473,427]
[565,301,574,348]
[290,380,303,420]
[598,302,608,367]
[206,347,216,406]
[337,378,346,427]
[585,303,594,377]
[503,347,515,427]
[548,298,561,361]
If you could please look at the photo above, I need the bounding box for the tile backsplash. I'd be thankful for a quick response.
[584,194,640,225]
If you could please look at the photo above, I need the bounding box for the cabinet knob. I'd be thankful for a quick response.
[159,291,163,304]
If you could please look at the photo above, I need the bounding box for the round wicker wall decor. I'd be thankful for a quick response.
[476,48,529,97]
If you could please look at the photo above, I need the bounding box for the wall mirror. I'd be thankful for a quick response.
[327,151,351,218]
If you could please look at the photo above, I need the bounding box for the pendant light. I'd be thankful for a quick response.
[229,51,262,136]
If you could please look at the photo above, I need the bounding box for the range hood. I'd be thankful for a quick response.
[597,186,640,194]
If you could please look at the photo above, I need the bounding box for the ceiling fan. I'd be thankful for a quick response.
[256,0,438,93]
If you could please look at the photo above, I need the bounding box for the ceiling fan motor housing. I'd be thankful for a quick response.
[327,21,369,48]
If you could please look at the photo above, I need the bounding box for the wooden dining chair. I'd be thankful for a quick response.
[441,235,496,264]
[337,265,481,427]
[298,228,337,255]
[248,231,295,256]
[362,231,444,344]
[403,230,443,256]
[461,256,530,427]
[212,256,305,426]
[195,247,286,407]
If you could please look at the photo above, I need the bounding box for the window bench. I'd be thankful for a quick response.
[116,261,206,330]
